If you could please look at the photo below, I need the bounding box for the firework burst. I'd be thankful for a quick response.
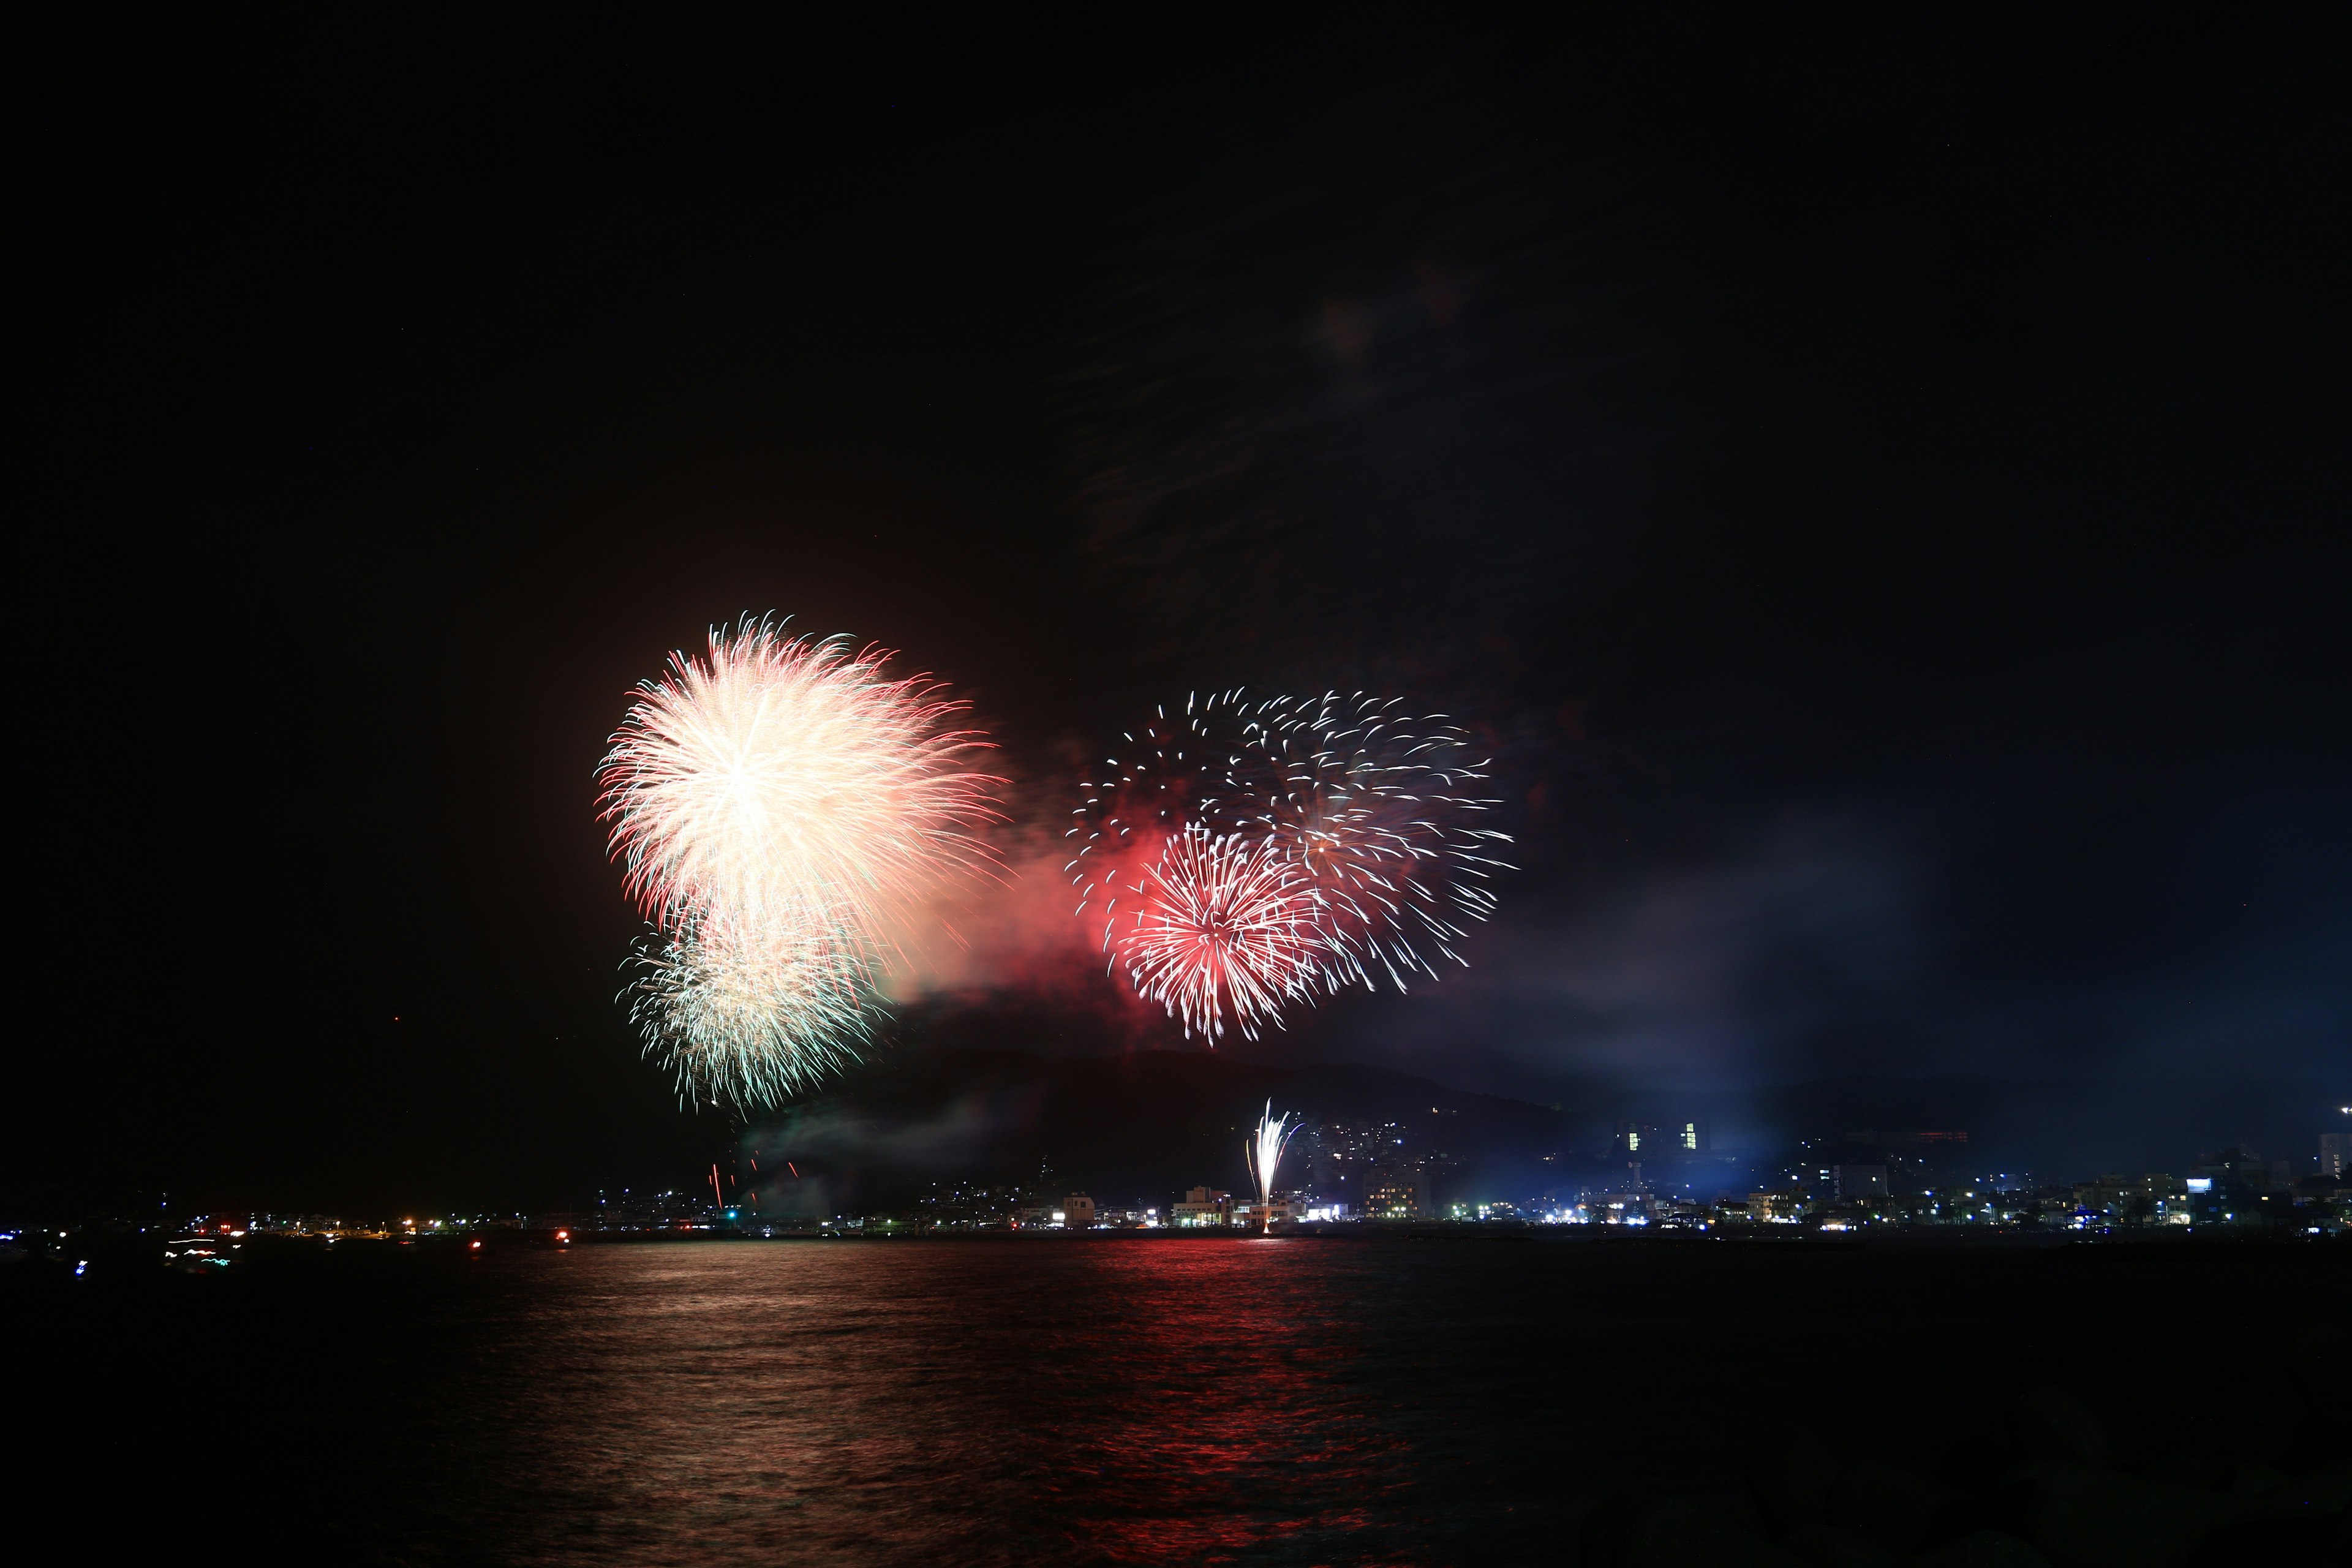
[1244,692,1513,994]
[598,617,1002,1108]
[1067,692,1264,958]
[1114,824,1319,1041]
[599,620,1000,939]
[628,908,880,1106]
[1069,690,1511,1038]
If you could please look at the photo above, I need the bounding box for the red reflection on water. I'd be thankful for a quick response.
[1039,1240,1417,1566]
[382,1239,1439,1567]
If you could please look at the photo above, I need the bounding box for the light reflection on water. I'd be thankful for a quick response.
[24,1235,2316,1564]
[400,1242,1430,1566]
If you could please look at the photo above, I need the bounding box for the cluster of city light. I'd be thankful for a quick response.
[1070,690,1512,1039]
[598,619,1001,1106]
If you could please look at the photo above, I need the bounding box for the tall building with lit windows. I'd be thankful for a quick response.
[1614,1121,1659,1155]
[1365,1167,1430,1219]
[1618,1118,1709,1154]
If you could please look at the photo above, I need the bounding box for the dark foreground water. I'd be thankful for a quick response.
[10,1235,2347,1564]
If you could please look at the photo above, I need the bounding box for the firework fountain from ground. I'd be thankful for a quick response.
[1246,1101,1304,1234]
[597,618,1002,1108]
[1068,690,1512,1039]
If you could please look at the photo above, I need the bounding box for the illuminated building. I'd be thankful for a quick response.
[1171,1186,1232,1227]
[1236,1196,1302,1227]
[1365,1167,1430,1219]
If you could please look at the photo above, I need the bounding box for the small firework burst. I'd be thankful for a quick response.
[1114,824,1319,1041]
[1069,690,1512,1039]
[628,908,880,1106]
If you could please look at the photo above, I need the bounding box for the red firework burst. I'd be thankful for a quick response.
[1112,825,1319,1041]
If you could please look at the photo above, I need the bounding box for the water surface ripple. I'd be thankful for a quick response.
[21,1235,2335,1565]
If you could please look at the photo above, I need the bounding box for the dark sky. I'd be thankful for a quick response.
[23,12,2348,1209]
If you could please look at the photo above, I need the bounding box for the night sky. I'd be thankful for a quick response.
[24,13,2347,1210]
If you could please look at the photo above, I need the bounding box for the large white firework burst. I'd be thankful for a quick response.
[598,618,1001,1108]
[600,620,1000,938]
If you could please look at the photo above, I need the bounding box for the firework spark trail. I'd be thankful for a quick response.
[1245,1100,1303,1233]
[1116,824,1319,1041]
[1065,692,1264,957]
[598,617,1003,1108]
[1244,692,1514,995]
[1068,690,1512,1038]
